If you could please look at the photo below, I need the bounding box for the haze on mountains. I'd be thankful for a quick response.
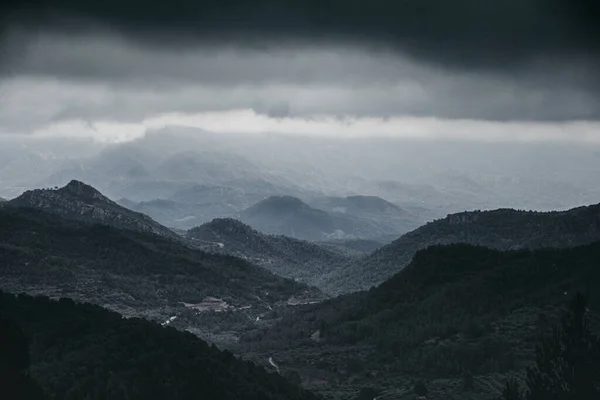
[2,1,600,400]
[1,132,600,239]
[2,0,600,231]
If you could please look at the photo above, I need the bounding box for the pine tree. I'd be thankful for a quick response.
[501,292,600,400]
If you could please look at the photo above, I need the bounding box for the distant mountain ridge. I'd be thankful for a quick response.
[239,195,414,241]
[117,184,268,230]
[239,196,341,240]
[308,194,424,237]
[9,180,179,239]
[310,195,405,214]
[319,203,600,294]
[187,218,350,292]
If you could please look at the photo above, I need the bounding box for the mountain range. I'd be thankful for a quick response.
[319,204,600,294]
[117,184,268,230]
[242,242,600,399]
[2,175,600,399]
[119,192,421,240]
[237,195,417,241]
[5,131,600,229]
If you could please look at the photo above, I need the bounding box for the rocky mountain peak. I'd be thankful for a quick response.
[59,180,109,201]
[9,181,178,239]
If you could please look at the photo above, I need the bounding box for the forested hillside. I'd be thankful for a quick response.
[0,291,320,400]
[321,204,600,294]
[0,207,308,321]
[241,242,600,399]
[188,218,350,290]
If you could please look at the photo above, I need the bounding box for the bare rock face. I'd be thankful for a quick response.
[9,180,178,239]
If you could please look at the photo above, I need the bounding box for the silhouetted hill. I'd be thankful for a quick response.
[9,180,178,239]
[239,196,339,240]
[0,207,309,324]
[320,204,600,294]
[243,242,600,399]
[0,290,320,400]
[239,196,410,241]
[187,218,351,291]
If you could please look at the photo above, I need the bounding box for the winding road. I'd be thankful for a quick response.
[268,357,280,374]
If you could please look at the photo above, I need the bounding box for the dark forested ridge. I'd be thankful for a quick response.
[0,291,320,400]
[8,180,179,240]
[321,203,600,294]
[0,206,309,323]
[187,218,351,291]
[241,242,600,399]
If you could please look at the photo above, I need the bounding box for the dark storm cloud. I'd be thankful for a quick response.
[1,0,600,127]
[2,0,599,71]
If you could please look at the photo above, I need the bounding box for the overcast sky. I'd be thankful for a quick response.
[1,0,599,143]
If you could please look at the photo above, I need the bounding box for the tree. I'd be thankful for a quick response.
[0,316,45,400]
[502,292,600,400]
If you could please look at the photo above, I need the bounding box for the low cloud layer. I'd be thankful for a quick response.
[1,35,599,132]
